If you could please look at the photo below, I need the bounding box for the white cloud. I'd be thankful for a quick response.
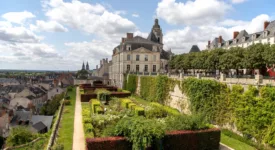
[231,0,247,4]
[164,14,270,54]
[132,13,139,18]
[2,11,35,24]
[0,22,43,43]
[30,20,68,32]
[156,0,231,25]
[219,19,249,27]
[44,0,136,37]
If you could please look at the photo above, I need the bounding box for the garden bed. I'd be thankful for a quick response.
[82,96,220,150]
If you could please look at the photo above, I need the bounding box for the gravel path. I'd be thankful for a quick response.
[72,87,85,150]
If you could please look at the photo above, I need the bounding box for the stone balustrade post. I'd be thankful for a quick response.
[220,73,226,82]
[255,74,263,84]
[196,73,201,79]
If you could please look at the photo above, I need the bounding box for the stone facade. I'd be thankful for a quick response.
[207,20,275,50]
[109,19,172,88]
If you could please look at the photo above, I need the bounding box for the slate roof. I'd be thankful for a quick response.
[189,45,201,53]
[212,20,275,48]
[0,78,19,84]
[9,97,31,109]
[10,110,31,125]
[31,115,53,131]
[32,121,47,132]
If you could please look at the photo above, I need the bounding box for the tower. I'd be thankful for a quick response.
[147,18,163,44]
[82,62,85,70]
[86,62,89,71]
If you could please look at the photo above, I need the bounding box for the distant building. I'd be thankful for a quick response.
[207,20,275,50]
[109,19,173,88]
[86,62,90,71]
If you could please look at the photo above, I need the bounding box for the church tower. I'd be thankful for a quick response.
[86,62,89,71]
[147,18,163,44]
[82,62,85,70]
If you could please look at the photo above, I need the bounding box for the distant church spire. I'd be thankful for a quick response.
[86,61,89,71]
[82,61,85,70]
[147,18,163,44]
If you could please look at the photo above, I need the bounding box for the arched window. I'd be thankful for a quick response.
[158,37,160,42]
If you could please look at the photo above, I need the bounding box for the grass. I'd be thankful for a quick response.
[56,87,76,150]
[221,133,256,150]
[16,138,48,150]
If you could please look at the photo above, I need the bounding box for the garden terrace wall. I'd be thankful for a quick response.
[83,86,118,92]
[81,92,131,102]
[86,128,220,150]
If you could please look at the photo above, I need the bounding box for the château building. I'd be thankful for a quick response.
[109,19,173,88]
[206,20,275,50]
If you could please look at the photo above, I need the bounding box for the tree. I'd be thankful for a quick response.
[6,126,35,146]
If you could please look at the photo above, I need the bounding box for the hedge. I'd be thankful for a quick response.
[86,128,220,150]
[90,99,101,114]
[128,103,136,110]
[120,99,132,108]
[134,106,145,116]
[95,105,104,114]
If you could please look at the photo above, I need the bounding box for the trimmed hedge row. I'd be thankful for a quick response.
[90,99,102,114]
[86,128,221,150]
[120,99,145,116]
[150,102,181,116]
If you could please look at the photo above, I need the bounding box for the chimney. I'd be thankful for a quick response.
[218,36,222,43]
[127,33,133,39]
[233,31,239,39]
[121,37,125,43]
[264,21,270,30]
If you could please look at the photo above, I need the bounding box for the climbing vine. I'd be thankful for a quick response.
[126,74,138,94]
[181,77,275,147]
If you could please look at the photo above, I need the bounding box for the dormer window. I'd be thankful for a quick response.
[233,39,237,44]
[264,31,269,37]
[126,44,131,51]
[242,37,246,42]
[226,41,229,46]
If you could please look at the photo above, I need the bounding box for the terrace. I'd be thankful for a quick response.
[80,82,221,150]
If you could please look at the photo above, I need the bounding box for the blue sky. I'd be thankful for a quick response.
[0,0,274,70]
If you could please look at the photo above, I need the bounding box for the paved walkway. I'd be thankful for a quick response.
[72,87,85,150]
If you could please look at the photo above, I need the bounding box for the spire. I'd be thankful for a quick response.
[86,61,89,71]
[82,61,85,70]
[153,18,160,29]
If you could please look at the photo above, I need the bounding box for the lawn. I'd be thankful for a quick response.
[56,87,76,150]
[221,133,256,150]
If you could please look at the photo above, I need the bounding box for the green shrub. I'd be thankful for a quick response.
[92,114,121,137]
[134,106,145,116]
[163,106,181,116]
[90,99,101,114]
[117,88,123,92]
[0,136,4,149]
[67,86,73,91]
[120,99,132,108]
[80,89,84,94]
[64,100,71,105]
[165,114,209,131]
[95,89,111,101]
[84,123,94,133]
[6,126,36,146]
[95,105,104,114]
[145,103,167,118]
[114,116,166,150]
[265,120,275,146]
[126,74,137,93]
[83,118,92,123]
[128,103,136,110]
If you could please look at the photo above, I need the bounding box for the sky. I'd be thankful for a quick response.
[0,0,275,71]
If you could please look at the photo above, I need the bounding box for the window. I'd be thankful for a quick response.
[136,65,139,72]
[127,54,130,61]
[145,55,148,61]
[153,55,156,61]
[127,44,131,51]
[136,55,140,61]
[153,65,156,72]
[144,65,148,72]
[127,65,130,71]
